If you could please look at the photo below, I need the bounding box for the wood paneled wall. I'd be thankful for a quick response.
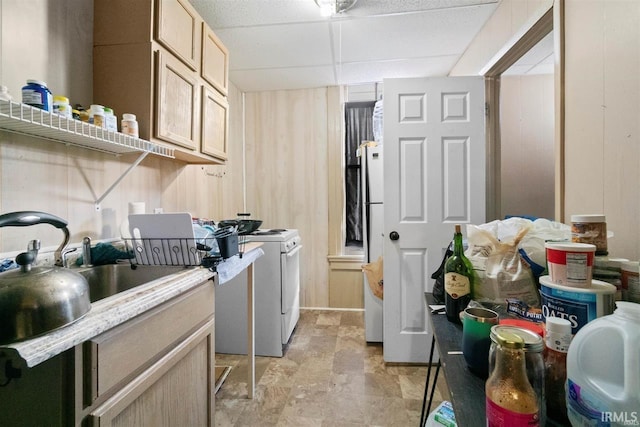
[500,74,555,220]
[563,0,639,260]
[244,88,341,308]
[452,0,640,260]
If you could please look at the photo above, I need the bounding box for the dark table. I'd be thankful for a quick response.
[421,293,486,427]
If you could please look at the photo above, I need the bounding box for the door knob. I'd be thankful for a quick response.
[389,231,399,241]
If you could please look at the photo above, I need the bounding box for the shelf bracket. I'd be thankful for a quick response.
[95,151,150,211]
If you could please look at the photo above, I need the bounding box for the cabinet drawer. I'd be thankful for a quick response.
[85,280,214,403]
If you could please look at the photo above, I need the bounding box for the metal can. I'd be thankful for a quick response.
[22,79,52,111]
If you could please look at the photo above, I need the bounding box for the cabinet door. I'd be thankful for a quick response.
[156,0,199,71]
[156,50,200,150]
[201,86,228,161]
[88,319,214,427]
[201,23,229,96]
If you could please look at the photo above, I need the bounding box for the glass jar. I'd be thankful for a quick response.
[486,327,540,426]
[489,325,545,425]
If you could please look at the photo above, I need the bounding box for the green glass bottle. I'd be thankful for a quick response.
[444,224,474,323]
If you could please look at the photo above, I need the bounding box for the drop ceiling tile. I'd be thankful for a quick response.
[230,65,337,92]
[191,0,328,28]
[216,22,333,70]
[330,5,497,63]
[217,24,333,70]
[191,0,499,28]
[337,56,459,86]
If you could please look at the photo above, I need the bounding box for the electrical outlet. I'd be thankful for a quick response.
[154,208,164,214]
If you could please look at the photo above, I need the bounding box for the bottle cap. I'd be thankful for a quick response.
[53,95,69,103]
[26,79,47,87]
[571,214,606,223]
[490,326,525,349]
[545,316,571,335]
[122,113,137,121]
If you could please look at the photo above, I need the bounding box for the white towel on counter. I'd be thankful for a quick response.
[216,248,264,285]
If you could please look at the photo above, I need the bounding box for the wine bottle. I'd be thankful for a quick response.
[444,224,474,323]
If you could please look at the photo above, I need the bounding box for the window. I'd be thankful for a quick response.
[344,101,375,248]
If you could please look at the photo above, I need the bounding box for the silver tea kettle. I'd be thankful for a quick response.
[0,211,91,344]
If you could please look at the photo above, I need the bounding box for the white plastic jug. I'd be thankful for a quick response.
[566,301,640,426]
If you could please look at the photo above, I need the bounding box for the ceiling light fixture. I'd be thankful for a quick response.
[314,0,358,17]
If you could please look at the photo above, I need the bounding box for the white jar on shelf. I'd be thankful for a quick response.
[121,113,139,137]
[89,104,106,128]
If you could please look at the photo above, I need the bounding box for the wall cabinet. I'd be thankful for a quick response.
[93,0,229,164]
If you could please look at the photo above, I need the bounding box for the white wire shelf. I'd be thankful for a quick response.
[0,99,174,159]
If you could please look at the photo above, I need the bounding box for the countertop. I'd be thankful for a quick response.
[0,242,265,369]
[0,266,215,368]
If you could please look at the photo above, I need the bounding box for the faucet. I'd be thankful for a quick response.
[81,236,92,267]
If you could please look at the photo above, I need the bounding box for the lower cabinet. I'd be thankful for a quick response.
[88,319,214,427]
[80,278,216,426]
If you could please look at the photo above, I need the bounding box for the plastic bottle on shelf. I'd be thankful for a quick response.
[22,79,52,111]
[103,107,117,131]
[566,301,640,426]
[121,113,139,137]
[53,95,72,118]
[89,104,106,128]
[0,85,13,101]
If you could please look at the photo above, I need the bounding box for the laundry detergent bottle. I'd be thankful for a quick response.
[566,301,640,426]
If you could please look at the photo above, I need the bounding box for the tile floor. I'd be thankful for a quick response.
[214,309,449,426]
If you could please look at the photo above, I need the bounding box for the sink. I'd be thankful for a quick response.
[77,264,189,302]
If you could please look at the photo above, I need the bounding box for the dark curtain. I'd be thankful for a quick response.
[344,101,375,247]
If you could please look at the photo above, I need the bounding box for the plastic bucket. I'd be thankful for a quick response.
[539,275,615,336]
[545,242,596,287]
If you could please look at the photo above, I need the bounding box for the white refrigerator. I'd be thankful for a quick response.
[360,144,384,342]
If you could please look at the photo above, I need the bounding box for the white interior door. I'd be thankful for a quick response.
[383,76,486,362]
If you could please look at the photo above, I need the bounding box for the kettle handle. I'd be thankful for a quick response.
[0,211,68,229]
[0,211,70,267]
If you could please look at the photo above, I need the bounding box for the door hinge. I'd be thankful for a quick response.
[485,102,490,118]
